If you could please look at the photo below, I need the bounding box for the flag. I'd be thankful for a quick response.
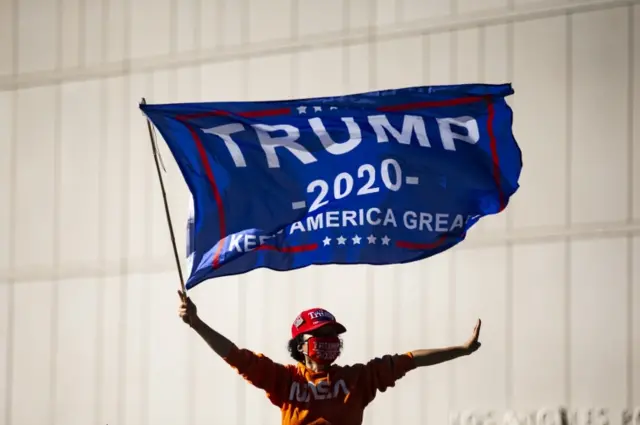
[141,83,522,290]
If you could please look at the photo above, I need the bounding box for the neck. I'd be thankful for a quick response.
[305,359,329,372]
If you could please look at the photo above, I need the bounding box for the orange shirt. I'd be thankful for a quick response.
[223,346,417,425]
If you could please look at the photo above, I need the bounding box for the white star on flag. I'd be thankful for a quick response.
[352,235,361,244]
[337,236,346,245]
[367,235,376,244]
[322,236,331,246]
[313,106,322,112]
[329,106,338,110]
[381,236,391,245]
[297,106,307,114]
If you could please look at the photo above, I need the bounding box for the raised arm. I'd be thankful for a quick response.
[178,291,292,405]
[411,319,482,368]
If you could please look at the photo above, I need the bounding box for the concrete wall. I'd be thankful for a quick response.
[0,0,639,424]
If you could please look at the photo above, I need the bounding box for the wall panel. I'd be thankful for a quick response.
[83,0,106,67]
[368,265,401,425]
[147,272,190,425]
[347,0,370,32]
[248,0,292,44]
[219,0,245,48]
[148,69,175,262]
[571,7,629,225]
[60,0,81,69]
[0,282,10,425]
[512,241,566,408]
[248,53,293,99]
[59,80,102,269]
[298,0,344,38]
[17,0,58,74]
[199,1,221,51]
[399,0,449,23]
[455,28,480,84]
[458,0,508,14]
[0,91,12,273]
[375,36,424,89]
[634,5,640,222]
[97,276,124,425]
[105,0,128,63]
[10,280,54,425]
[103,76,128,268]
[346,44,371,94]
[54,278,99,425]
[130,0,172,59]
[0,0,14,76]
[426,32,453,85]
[242,270,275,425]
[126,73,154,263]
[453,246,508,410]
[190,275,243,425]
[174,0,199,54]
[122,274,150,425]
[394,262,429,425]
[201,60,246,101]
[633,236,640,407]
[570,237,628,409]
[511,16,568,230]
[297,46,344,97]
[375,0,397,28]
[14,86,57,272]
[422,251,453,425]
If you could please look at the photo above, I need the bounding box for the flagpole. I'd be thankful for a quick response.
[140,97,186,293]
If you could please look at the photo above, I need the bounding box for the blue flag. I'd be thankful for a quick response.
[141,83,522,290]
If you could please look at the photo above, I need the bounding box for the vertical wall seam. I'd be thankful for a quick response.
[449,29,458,414]
[364,0,377,366]
[194,0,202,55]
[505,18,515,411]
[94,56,108,425]
[626,4,635,409]
[140,73,154,425]
[216,0,224,51]
[234,47,249,425]
[420,32,430,425]
[78,0,86,67]
[117,0,133,422]
[290,0,299,43]
[187,38,202,425]
[95,2,110,422]
[478,25,486,83]
[49,0,65,422]
[564,11,573,410]
[4,0,19,419]
[341,0,350,93]
[240,0,249,47]
[170,0,178,54]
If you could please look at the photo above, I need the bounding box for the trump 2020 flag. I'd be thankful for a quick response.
[141,83,522,290]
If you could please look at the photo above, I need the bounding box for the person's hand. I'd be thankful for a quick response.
[462,319,481,354]
[178,290,199,326]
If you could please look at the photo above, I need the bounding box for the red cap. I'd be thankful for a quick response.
[291,308,347,339]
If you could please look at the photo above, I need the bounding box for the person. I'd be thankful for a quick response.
[178,290,481,425]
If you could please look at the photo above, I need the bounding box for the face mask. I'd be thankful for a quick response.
[306,336,341,365]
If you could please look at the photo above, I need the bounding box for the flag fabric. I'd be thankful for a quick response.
[141,83,522,290]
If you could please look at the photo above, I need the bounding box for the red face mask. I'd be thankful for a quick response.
[306,336,341,364]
